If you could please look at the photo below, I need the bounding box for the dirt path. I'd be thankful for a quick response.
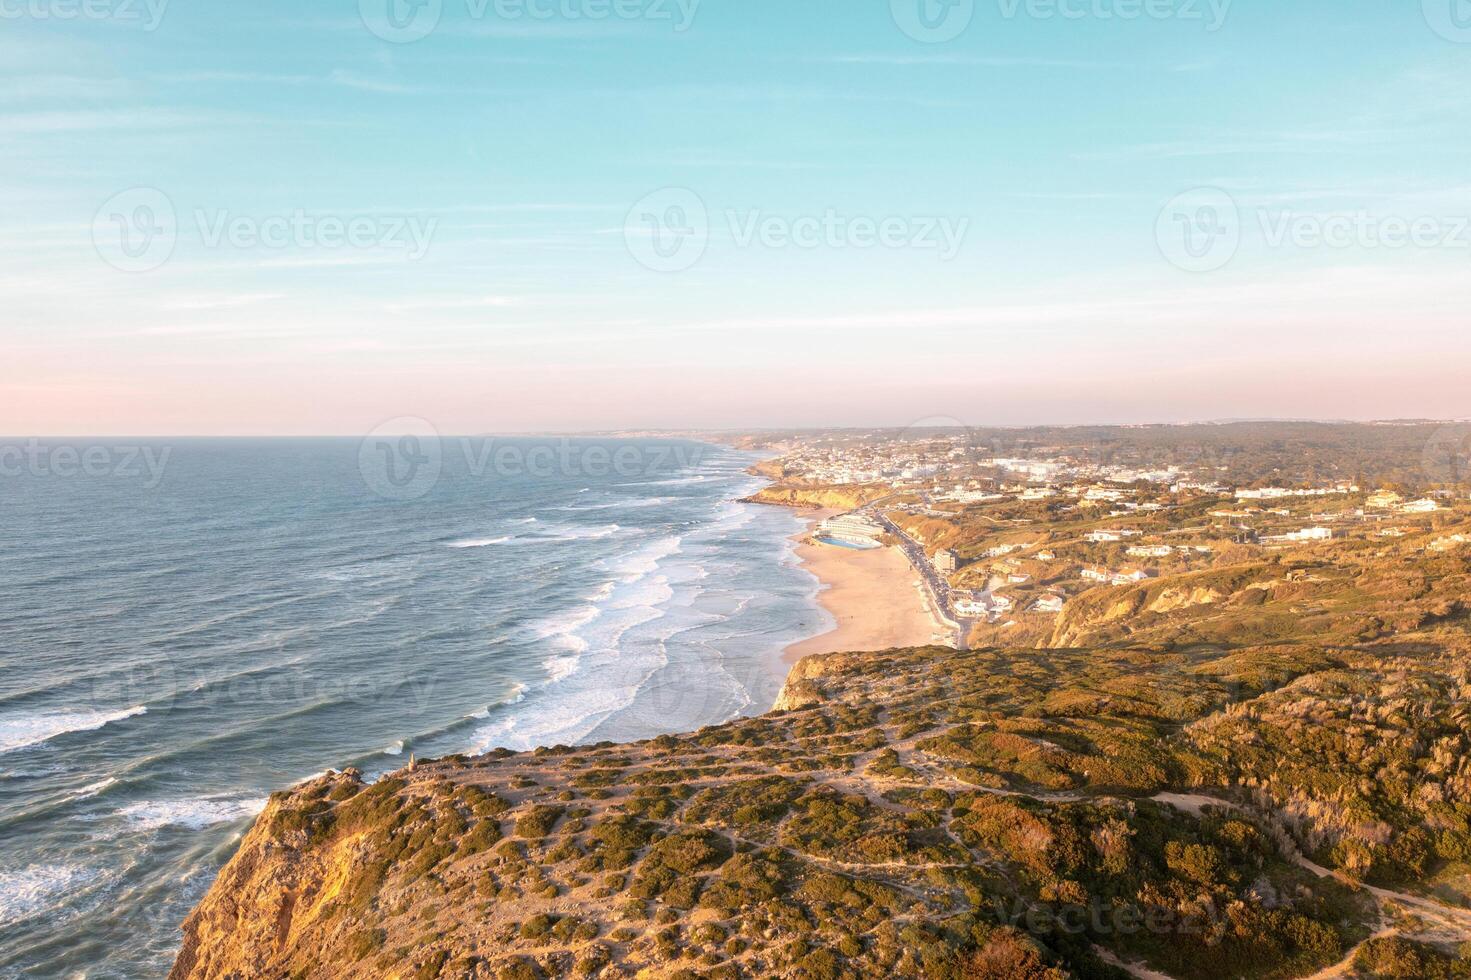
[1154,793,1471,937]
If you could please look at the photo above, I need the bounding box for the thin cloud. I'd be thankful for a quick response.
[1075,128,1406,161]
[812,54,1124,69]
[0,108,224,134]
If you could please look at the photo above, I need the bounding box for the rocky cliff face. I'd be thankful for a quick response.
[741,484,889,512]
[170,770,374,979]
[168,635,1471,980]
[769,651,862,711]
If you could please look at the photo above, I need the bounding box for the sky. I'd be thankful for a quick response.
[5,0,1471,435]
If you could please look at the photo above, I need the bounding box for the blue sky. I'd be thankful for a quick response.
[6,0,1471,434]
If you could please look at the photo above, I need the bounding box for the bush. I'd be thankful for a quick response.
[519,914,557,940]
[514,805,565,839]
[630,830,732,906]
[345,928,386,960]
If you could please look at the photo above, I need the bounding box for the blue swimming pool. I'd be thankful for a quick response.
[813,536,880,551]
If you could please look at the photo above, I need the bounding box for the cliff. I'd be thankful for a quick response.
[741,484,890,513]
[769,651,868,711]
[169,628,1471,980]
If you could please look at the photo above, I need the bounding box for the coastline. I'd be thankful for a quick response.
[780,508,948,665]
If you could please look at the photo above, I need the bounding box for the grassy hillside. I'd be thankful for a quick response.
[172,624,1471,978]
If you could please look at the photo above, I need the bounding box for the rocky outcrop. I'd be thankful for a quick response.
[1146,586,1225,614]
[741,484,888,512]
[770,651,865,710]
[171,770,368,980]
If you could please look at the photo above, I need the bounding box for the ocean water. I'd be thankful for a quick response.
[0,437,828,979]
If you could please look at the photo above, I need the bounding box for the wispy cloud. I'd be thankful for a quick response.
[0,108,224,134]
[153,70,313,84]
[158,292,287,312]
[811,54,1124,69]
[1075,128,1406,161]
[324,69,430,94]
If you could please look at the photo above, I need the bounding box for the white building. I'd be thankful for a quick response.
[1031,595,1065,614]
[1087,530,1142,543]
[1367,490,1404,509]
[816,513,884,547]
[1261,526,1334,544]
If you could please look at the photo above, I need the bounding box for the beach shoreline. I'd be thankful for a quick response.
[780,508,949,665]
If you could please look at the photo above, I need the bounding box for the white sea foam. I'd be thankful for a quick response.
[447,536,510,549]
[117,796,267,832]
[0,706,147,755]
[462,457,806,756]
[527,603,601,653]
[640,475,710,486]
[553,497,672,512]
[527,522,622,543]
[607,534,682,582]
[382,740,405,756]
[0,865,103,927]
[75,776,118,799]
[705,499,757,534]
[466,682,528,720]
[610,573,674,612]
[544,655,580,683]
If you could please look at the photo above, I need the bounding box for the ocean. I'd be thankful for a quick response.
[0,437,828,979]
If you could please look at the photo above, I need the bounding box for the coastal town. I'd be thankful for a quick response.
[741,424,1471,652]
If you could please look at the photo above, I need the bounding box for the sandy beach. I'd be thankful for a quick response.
[784,510,950,664]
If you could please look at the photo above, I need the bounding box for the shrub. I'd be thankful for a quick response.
[519,914,557,940]
[514,805,565,839]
